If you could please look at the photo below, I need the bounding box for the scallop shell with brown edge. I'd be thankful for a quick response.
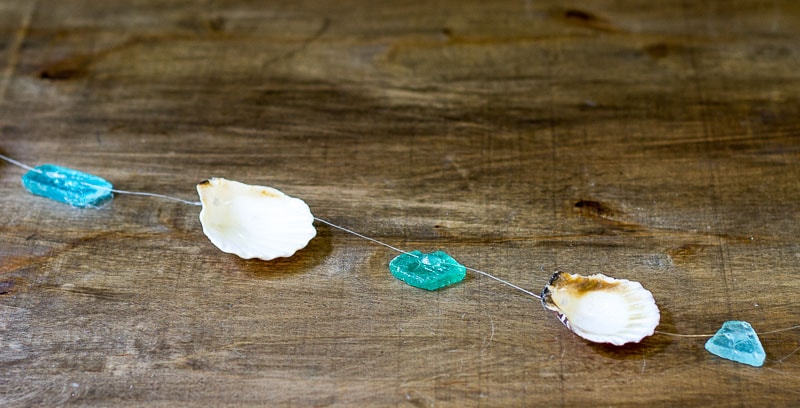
[541,271,660,346]
[197,178,316,261]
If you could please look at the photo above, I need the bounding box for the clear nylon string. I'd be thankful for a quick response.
[0,153,201,205]
[0,152,541,299]
[314,217,542,299]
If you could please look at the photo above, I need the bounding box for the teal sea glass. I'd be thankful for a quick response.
[21,164,114,208]
[389,250,466,290]
[704,320,766,367]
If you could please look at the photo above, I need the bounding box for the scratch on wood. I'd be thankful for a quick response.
[57,285,131,301]
[260,17,331,68]
[0,379,73,407]
[776,346,800,363]
[481,316,495,350]
[708,364,800,395]
[641,351,646,374]
[0,0,37,102]
[764,366,800,385]
[404,389,434,408]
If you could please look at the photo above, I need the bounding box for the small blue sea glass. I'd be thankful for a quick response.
[21,164,113,208]
[389,250,466,290]
[704,320,766,367]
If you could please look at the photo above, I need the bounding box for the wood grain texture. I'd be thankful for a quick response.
[1,0,799,406]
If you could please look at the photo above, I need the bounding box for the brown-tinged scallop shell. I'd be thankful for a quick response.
[541,271,660,345]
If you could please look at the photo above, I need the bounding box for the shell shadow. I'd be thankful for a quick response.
[235,226,332,279]
[586,307,676,359]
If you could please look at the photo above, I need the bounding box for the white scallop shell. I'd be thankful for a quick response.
[197,178,316,260]
[541,272,660,346]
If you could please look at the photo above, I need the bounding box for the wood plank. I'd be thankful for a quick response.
[1,0,799,406]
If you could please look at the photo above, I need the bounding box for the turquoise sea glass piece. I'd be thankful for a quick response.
[389,250,466,290]
[21,164,113,208]
[704,320,766,367]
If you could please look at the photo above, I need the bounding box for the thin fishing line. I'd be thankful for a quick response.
[656,324,800,339]
[0,153,201,205]
[0,153,35,171]
[465,266,541,299]
[775,345,800,363]
[313,217,415,257]
[107,188,201,206]
[655,331,713,338]
[7,152,800,330]
[759,324,800,335]
[314,216,541,300]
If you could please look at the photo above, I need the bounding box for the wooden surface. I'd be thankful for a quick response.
[1,0,799,406]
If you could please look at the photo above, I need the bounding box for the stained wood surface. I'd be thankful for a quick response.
[1,1,800,406]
